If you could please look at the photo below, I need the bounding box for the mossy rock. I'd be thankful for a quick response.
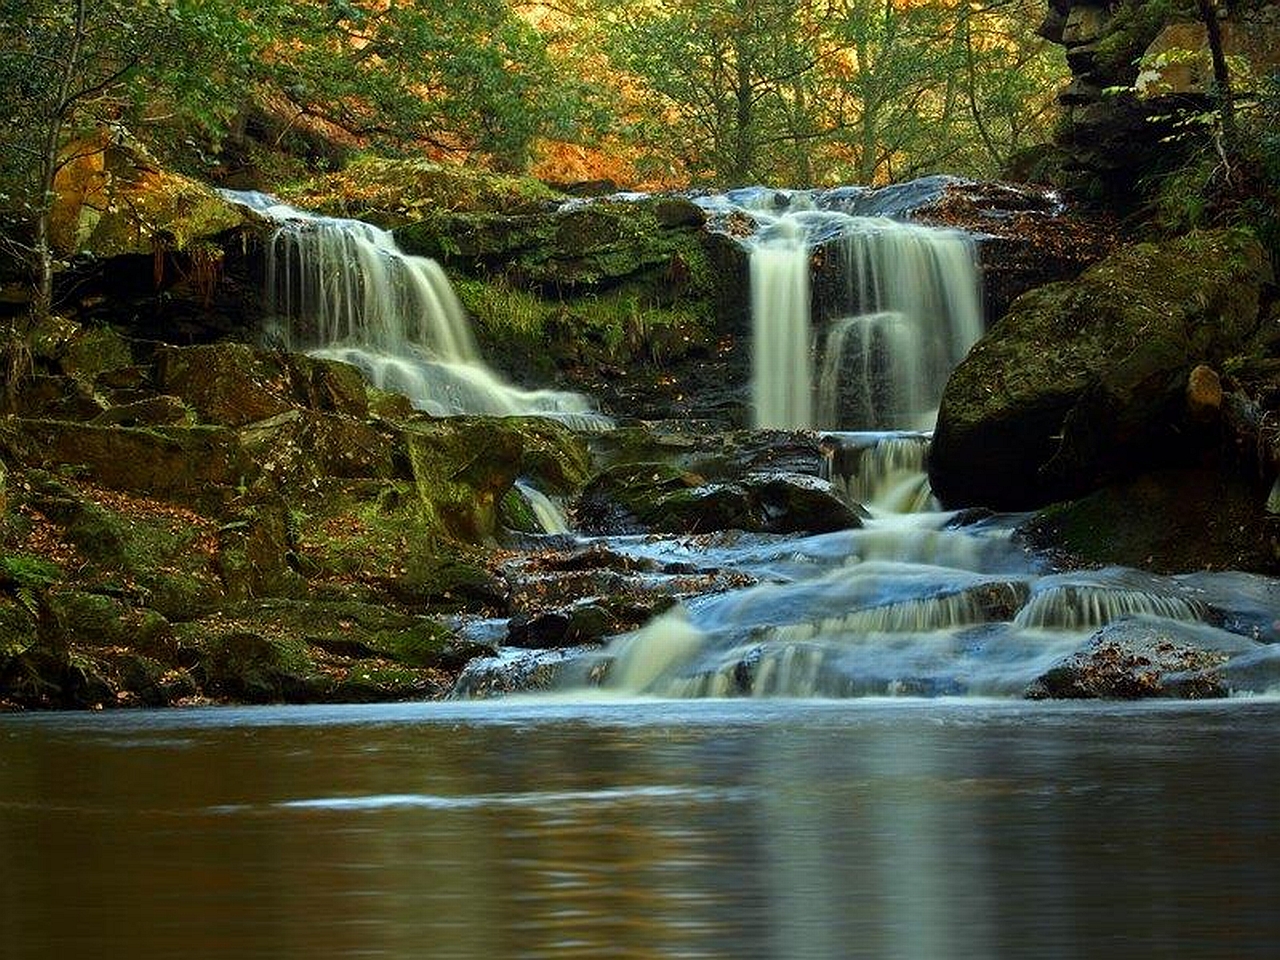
[281,155,563,223]
[579,462,860,535]
[402,417,582,543]
[0,419,252,502]
[194,629,323,703]
[291,479,506,610]
[155,343,369,427]
[1018,465,1280,575]
[216,497,308,601]
[9,471,226,619]
[0,596,38,658]
[931,230,1274,510]
[236,410,400,487]
[51,130,247,258]
[395,197,713,296]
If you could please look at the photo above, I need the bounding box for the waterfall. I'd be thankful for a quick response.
[750,219,812,429]
[223,191,608,428]
[514,480,571,535]
[722,190,982,431]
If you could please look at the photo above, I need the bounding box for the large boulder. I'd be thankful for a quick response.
[930,230,1274,510]
[51,131,247,258]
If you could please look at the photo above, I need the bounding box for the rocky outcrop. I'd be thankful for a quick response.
[0,327,599,709]
[1043,0,1280,204]
[929,229,1274,510]
[1025,616,1273,699]
[51,131,248,259]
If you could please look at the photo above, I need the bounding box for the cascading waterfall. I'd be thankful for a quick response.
[223,190,608,427]
[514,480,571,535]
[711,188,983,431]
[750,219,813,429]
[538,431,1274,700]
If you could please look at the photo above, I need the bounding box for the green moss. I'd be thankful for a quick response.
[281,155,563,224]
[0,554,60,590]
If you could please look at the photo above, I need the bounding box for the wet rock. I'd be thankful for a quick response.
[931,230,1273,510]
[578,461,861,535]
[506,597,669,649]
[1025,616,1269,700]
[450,646,593,699]
[1019,465,1280,576]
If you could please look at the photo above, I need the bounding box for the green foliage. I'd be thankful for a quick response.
[1144,72,1280,254]
[243,0,604,172]
[1,553,60,590]
[599,0,1065,186]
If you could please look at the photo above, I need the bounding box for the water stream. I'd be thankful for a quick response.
[698,188,983,431]
[537,433,1280,700]
[223,190,608,428]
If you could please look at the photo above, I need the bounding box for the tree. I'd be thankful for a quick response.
[600,0,820,185]
[243,0,603,172]
[0,0,252,325]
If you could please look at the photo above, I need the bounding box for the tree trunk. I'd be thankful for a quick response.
[30,0,88,324]
[1197,0,1235,146]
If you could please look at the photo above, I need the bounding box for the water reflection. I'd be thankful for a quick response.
[1,701,1278,959]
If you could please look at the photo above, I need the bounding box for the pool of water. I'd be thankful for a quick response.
[2,698,1278,959]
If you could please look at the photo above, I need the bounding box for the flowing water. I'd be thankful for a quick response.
[533,432,1280,701]
[697,188,982,431]
[222,191,608,428]
[3,700,1279,960]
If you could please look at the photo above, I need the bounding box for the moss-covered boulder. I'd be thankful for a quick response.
[182,599,489,703]
[396,197,711,293]
[51,130,247,258]
[280,155,564,223]
[290,478,507,610]
[578,462,861,535]
[930,230,1274,510]
[0,419,253,504]
[1018,465,1280,575]
[155,343,369,426]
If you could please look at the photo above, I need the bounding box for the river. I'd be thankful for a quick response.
[3,698,1278,959]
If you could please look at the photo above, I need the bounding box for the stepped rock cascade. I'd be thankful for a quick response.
[224,190,608,427]
[514,480,572,535]
[533,432,1279,700]
[699,188,983,431]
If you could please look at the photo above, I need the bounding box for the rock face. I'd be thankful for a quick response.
[929,229,1274,510]
[1042,0,1280,204]
[0,327,598,709]
[51,131,248,258]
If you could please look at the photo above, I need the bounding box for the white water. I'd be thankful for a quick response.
[514,479,571,535]
[223,191,608,427]
[553,432,1279,699]
[704,190,983,431]
[750,219,812,429]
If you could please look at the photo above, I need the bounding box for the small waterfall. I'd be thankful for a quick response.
[224,191,608,427]
[821,432,936,514]
[724,190,982,431]
[514,480,571,535]
[750,219,812,430]
[1013,582,1212,631]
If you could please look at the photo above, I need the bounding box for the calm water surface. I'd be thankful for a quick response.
[2,698,1278,959]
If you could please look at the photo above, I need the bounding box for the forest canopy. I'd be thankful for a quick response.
[0,0,1066,195]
